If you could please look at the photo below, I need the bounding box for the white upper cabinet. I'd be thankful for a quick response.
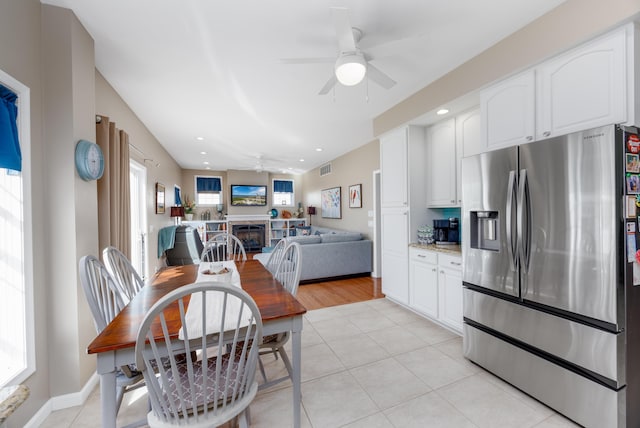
[380,127,408,208]
[480,70,536,150]
[426,118,456,207]
[536,28,627,138]
[480,24,635,152]
[457,108,481,205]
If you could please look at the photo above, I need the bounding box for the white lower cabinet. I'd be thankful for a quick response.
[409,247,463,333]
[409,249,438,319]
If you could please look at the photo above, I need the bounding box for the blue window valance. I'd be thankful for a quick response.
[0,84,21,172]
[174,186,182,206]
[274,179,293,193]
[196,177,221,192]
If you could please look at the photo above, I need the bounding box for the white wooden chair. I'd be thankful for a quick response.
[134,282,263,428]
[79,255,145,415]
[200,232,247,263]
[102,246,144,304]
[262,238,287,275]
[258,241,302,389]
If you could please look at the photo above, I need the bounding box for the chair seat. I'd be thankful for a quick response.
[161,353,245,415]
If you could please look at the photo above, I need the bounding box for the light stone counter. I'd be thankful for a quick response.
[0,384,29,425]
[410,243,462,255]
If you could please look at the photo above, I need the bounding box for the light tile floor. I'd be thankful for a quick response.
[41,299,580,428]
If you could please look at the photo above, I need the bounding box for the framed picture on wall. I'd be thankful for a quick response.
[321,186,341,219]
[156,182,165,214]
[349,184,362,208]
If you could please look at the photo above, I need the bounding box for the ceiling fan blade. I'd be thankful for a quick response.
[279,57,335,64]
[318,75,338,95]
[330,7,356,53]
[367,63,396,89]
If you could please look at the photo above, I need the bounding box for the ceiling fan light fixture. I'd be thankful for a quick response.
[335,53,366,86]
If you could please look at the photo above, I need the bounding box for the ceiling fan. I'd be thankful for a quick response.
[283,7,397,95]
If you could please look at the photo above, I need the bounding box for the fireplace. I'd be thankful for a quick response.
[232,224,266,252]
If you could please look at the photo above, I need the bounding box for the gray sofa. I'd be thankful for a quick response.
[254,226,373,283]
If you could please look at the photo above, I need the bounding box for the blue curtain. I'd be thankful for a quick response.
[174,186,182,205]
[0,85,21,172]
[273,179,293,193]
[196,177,221,192]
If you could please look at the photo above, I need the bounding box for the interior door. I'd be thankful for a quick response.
[462,146,518,297]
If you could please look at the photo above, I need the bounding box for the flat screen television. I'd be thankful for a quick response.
[230,184,267,206]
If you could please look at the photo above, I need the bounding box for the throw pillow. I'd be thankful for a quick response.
[296,226,311,236]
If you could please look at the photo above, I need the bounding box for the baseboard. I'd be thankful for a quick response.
[24,373,99,428]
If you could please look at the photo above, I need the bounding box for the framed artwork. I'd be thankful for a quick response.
[627,153,640,173]
[321,186,341,219]
[349,184,362,208]
[156,182,165,214]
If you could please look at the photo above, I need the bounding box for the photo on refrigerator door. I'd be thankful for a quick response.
[627,174,640,194]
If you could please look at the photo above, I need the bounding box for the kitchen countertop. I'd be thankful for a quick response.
[410,243,462,255]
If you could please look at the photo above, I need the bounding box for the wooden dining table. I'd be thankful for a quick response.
[87,259,307,428]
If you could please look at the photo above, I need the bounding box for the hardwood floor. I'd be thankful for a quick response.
[247,252,383,310]
[296,275,384,310]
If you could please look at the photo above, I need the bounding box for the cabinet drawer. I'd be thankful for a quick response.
[410,248,438,264]
[438,254,462,270]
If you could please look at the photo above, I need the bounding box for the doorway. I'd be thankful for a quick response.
[129,160,148,279]
[372,169,382,277]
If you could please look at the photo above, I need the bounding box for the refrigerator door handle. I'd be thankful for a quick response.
[506,170,518,271]
[517,168,531,273]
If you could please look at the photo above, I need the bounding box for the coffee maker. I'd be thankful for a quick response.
[433,218,459,245]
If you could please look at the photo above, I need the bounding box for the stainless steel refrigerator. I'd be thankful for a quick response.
[462,124,640,428]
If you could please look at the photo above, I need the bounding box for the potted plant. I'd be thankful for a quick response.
[182,195,196,221]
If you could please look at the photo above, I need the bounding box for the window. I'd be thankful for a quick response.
[195,176,222,206]
[273,179,294,206]
[0,73,34,387]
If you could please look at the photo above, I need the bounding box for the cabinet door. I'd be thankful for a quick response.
[381,209,409,304]
[536,28,626,139]
[481,70,535,150]
[380,128,408,208]
[410,258,439,319]
[426,119,456,207]
[439,266,463,333]
[456,108,481,205]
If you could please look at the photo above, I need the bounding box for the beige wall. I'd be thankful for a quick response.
[301,140,379,239]
[374,0,640,136]
[0,0,48,425]
[41,4,98,397]
[180,169,304,220]
[95,72,183,274]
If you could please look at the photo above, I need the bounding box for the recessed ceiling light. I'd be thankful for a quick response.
[203,161,209,165]
[437,109,449,115]
[299,159,305,162]
[205,166,211,170]
[288,167,293,170]
[196,137,204,141]
[200,151,207,155]
[316,148,323,152]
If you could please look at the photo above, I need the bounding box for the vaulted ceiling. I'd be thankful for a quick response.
[42,0,565,173]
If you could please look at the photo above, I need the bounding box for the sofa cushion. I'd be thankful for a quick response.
[285,235,322,245]
[320,232,362,243]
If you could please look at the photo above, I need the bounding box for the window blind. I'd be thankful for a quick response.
[273,179,293,193]
[196,177,221,192]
